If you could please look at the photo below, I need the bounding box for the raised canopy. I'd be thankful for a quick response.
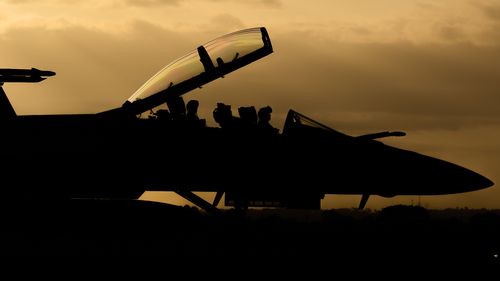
[123,27,273,116]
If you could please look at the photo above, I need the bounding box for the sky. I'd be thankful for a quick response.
[1,0,499,209]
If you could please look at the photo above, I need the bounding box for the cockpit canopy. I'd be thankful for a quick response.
[123,27,273,116]
[283,110,351,140]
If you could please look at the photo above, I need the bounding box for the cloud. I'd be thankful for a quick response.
[2,0,182,7]
[124,0,182,7]
[4,0,83,4]
[4,0,36,3]
[477,3,500,21]
[208,0,282,8]
[436,24,465,42]
[210,14,245,30]
[257,0,282,8]
[122,0,283,8]
[416,2,439,11]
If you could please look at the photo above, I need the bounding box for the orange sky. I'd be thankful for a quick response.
[1,0,499,209]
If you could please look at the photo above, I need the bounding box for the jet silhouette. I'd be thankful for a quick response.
[0,27,493,213]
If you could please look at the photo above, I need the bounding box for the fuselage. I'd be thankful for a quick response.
[1,111,492,209]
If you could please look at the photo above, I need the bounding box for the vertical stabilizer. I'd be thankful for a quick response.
[0,86,17,120]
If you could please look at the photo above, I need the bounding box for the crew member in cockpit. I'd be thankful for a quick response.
[186,99,206,128]
[166,96,186,122]
[213,102,236,129]
[257,106,279,135]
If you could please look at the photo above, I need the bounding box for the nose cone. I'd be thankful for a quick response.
[444,163,494,194]
[465,170,494,192]
[401,152,495,195]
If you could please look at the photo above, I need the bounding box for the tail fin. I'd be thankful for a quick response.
[0,86,16,120]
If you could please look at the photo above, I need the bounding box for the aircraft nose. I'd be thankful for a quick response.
[423,157,495,194]
[458,167,494,192]
[472,173,494,191]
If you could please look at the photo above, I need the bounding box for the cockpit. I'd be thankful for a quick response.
[122,27,273,117]
[117,26,356,140]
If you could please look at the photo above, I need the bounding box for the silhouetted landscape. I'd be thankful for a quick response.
[1,199,498,266]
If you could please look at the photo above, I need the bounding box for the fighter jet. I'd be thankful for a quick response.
[0,27,493,212]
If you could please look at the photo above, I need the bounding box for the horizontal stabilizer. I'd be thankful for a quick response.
[0,68,56,84]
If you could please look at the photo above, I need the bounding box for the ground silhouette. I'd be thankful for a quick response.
[1,200,498,267]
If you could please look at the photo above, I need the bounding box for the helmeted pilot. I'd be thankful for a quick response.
[257,106,279,135]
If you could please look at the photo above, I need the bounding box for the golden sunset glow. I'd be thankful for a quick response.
[2,0,499,209]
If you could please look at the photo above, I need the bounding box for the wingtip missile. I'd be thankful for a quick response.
[0,67,56,83]
[31,68,56,77]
